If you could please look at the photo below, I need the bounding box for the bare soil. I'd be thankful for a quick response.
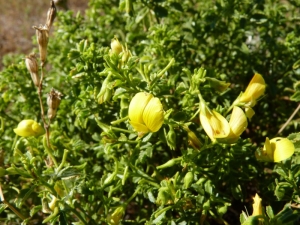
[0,0,88,68]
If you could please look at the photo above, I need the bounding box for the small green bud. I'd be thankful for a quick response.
[205,77,230,93]
[156,157,181,170]
[110,37,123,55]
[218,204,229,216]
[183,171,194,189]
[121,44,132,64]
[107,206,125,225]
[166,125,176,150]
[96,75,113,104]
[156,187,172,205]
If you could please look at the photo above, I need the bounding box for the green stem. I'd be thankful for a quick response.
[157,58,175,78]
[154,206,173,218]
[125,187,141,205]
[68,206,89,225]
[111,127,133,133]
[189,108,200,121]
[56,149,69,172]
[149,58,175,90]
[110,116,129,125]
[43,136,58,167]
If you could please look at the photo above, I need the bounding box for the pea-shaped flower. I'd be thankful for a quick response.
[234,73,266,107]
[128,92,164,134]
[256,137,295,162]
[199,98,230,142]
[221,106,248,144]
[14,120,45,137]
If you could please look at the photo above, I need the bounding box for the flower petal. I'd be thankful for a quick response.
[239,73,266,106]
[143,97,164,132]
[128,92,153,124]
[271,137,295,162]
[200,109,230,142]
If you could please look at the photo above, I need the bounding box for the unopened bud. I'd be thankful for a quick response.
[25,53,40,87]
[156,187,172,205]
[107,206,125,225]
[96,74,112,104]
[47,88,62,120]
[33,25,49,65]
[205,77,230,93]
[183,126,202,150]
[166,125,176,150]
[110,37,123,55]
[46,0,57,29]
[183,171,194,189]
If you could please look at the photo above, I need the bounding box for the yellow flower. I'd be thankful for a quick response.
[199,101,230,142]
[256,137,295,162]
[223,106,248,143]
[128,92,164,134]
[252,194,263,216]
[235,73,266,107]
[14,120,45,137]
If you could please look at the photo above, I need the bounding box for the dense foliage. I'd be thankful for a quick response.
[1,0,300,224]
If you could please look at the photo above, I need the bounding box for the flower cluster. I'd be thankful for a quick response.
[199,73,265,144]
[198,72,295,162]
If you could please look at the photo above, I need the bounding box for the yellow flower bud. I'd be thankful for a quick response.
[14,120,45,137]
[128,92,164,134]
[221,106,248,144]
[235,73,266,107]
[199,100,230,142]
[110,37,123,55]
[256,137,295,162]
[252,194,262,216]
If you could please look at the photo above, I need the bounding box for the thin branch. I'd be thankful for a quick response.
[277,103,300,134]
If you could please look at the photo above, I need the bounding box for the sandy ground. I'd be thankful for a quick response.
[0,0,88,68]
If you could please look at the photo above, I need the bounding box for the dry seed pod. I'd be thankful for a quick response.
[25,53,40,87]
[47,88,62,120]
[33,25,49,66]
[46,0,57,29]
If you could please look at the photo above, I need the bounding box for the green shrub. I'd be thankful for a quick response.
[1,0,300,224]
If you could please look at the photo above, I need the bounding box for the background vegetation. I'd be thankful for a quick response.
[1,0,300,224]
